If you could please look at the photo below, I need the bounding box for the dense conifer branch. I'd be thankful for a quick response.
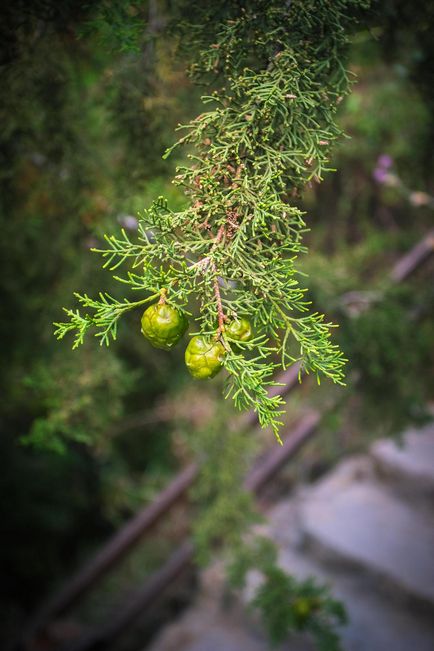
[55,0,369,441]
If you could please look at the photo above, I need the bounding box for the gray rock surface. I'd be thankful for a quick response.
[372,423,434,496]
[146,426,434,651]
[185,627,267,651]
[300,461,434,606]
[267,528,434,651]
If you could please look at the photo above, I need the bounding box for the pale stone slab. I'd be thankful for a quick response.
[300,478,434,605]
[372,424,434,493]
[186,628,265,651]
[275,545,434,651]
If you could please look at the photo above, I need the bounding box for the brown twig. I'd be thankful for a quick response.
[213,271,226,336]
[210,210,241,335]
[195,158,242,332]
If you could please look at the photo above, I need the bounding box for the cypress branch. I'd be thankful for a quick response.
[55,0,369,441]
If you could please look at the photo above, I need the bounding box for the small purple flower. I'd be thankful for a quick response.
[372,167,388,184]
[377,154,393,170]
[373,153,395,184]
[117,214,138,230]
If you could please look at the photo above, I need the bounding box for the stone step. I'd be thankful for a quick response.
[146,593,313,651]
[299,458,434,608]
[185,629,313,651]
[148,429,434,651]
[148,602,318,651]
[150,483,434,651]
[247,498,434,651]
[272,543,434,651]
[371,423,434,500]
[183,626,266,651]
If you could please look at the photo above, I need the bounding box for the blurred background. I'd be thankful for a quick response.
[1,2,433,651]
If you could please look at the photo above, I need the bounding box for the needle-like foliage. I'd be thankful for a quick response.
[55,0,369,442]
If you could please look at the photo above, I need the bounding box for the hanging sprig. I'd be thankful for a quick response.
[55,0,369,442]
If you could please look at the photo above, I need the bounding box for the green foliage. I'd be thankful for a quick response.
[187,409,346,648]
[81,1,147,53]
[188,413,259,565]
[54,291,161,349]
[300,240,434,439]
[227,537,347,649]
[21,347,137,454]
[340,283,434,435]
[55,0,371,441]
[254,566,346,650]
[0,2,194,631]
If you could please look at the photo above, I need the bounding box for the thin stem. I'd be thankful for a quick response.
[158,288,168,304]
[213,272,225,336]
[208,210,240,335]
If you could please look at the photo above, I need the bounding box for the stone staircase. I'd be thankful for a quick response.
[146,423,434,651]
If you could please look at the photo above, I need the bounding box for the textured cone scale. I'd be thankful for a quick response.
[185,336,226,379]
[225,318,253,342]
[141,303,188,350]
